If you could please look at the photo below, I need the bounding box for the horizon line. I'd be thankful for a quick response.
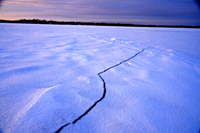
[0,19,200,28]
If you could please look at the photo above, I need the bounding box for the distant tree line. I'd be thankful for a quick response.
[0,19,199,28]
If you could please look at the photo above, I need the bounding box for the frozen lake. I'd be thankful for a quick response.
[0,23,200,133]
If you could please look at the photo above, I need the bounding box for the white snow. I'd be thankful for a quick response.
[0,23,200,133]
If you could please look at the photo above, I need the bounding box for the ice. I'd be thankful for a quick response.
[0,23,200,133]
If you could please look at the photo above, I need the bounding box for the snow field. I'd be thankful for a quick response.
[0,23,200,133]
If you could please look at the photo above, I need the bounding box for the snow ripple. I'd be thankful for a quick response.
[7,85,60,133]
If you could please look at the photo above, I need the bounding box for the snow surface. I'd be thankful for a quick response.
[0,23,200,133]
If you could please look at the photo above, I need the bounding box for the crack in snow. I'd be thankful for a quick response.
[55,48,149,133]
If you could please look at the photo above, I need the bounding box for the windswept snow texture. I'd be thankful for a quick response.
[0,24,200,133]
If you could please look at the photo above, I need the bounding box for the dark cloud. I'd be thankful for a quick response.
[195,0,200,8]
[0,0,3,6]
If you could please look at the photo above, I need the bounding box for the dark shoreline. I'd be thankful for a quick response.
[0,19,199,28]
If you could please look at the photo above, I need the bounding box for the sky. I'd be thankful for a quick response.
[0,0,200,26]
